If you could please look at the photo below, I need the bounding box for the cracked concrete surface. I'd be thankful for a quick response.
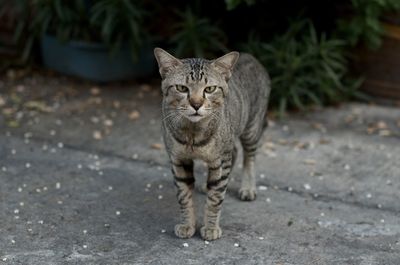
[0,73,399,264]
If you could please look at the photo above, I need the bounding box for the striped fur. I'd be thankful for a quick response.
[154,48,271,240]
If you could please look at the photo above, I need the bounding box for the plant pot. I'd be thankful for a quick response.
[353,22,400,100]
[40,34,155,82]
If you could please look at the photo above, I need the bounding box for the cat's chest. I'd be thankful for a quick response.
[172,135,219,160]
[165,128,224,162]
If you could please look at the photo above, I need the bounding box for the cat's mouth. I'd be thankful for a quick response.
[187,112,204,122]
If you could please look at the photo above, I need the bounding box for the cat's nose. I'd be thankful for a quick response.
[189,99,203,111]
[190,102,203,110]
[189,100,203,111]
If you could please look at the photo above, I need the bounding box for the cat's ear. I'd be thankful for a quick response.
[154,48,182,79]
[211,52,240,81]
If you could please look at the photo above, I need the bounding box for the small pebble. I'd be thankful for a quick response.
[57,200,63,204]
[2,258,7,261]
[38,220,44,224]
[204,240,209,245]
[56,182,61,189]
[259,173,265,179]
[161,229,166,233]
[104,119,113,127]
[234,243,240,247]
[19,202,24,206]
[42,145,48,151]
[83,245,87,249]
[304,183,311,190]
[116,211,121,216]
[266,198,271,203]
[83,230,87,234]
[258,237,264,240]
[377,204,382,209]
[43,186,48,191]
[36,188,41,193]
[132,154,139,160]
[158,195,163,200]
[366,193,372,199]
[93,131,102,140]
[50,130,56,136]
[108,186,113,191]
[18,187,22,192]
[14,209,19,214]
[182,242,189,247]
[11,149,16,155]
[2,166,7,172]
[258,185,268,191]
[14,216,19,219]
[288,187,293,192]
[146,183,151,188]
[25,163,31,168]
[77,164,82,169]
[380,219,385,223]
[344,164,351,170]
[57,142,64,148]
[50,148,56,153]
[11,239,15,244]
[158,184,163,189]
[320,212,325,217]
[303,159,316,165]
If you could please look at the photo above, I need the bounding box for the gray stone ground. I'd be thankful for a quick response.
[0,72,400,265]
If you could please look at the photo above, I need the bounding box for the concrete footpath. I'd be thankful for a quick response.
[0,73,399,264]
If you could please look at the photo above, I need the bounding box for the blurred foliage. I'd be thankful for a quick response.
[2,0,395,112]
[90,0,147,59]
[338,0,400,49]
[0,0,148,62]
[245,19,363,116]
[170,8,228,58]
[225,0,257,10]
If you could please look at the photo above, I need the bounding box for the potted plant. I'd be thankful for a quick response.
[1,0,155,82]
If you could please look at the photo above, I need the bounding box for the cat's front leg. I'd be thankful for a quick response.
[201,153,233,240]
[171,159,196,238]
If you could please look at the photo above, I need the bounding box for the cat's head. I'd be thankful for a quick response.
[154,48,239,123]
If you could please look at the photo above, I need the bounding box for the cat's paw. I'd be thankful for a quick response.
[200,226,222,241]
[174,224,195,238]
[239,188,257,201]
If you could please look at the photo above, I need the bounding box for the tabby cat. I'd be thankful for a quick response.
[154,48,271,240]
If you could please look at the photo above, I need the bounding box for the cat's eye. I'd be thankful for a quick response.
[175,85,189,93]
[204,86,217,93]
